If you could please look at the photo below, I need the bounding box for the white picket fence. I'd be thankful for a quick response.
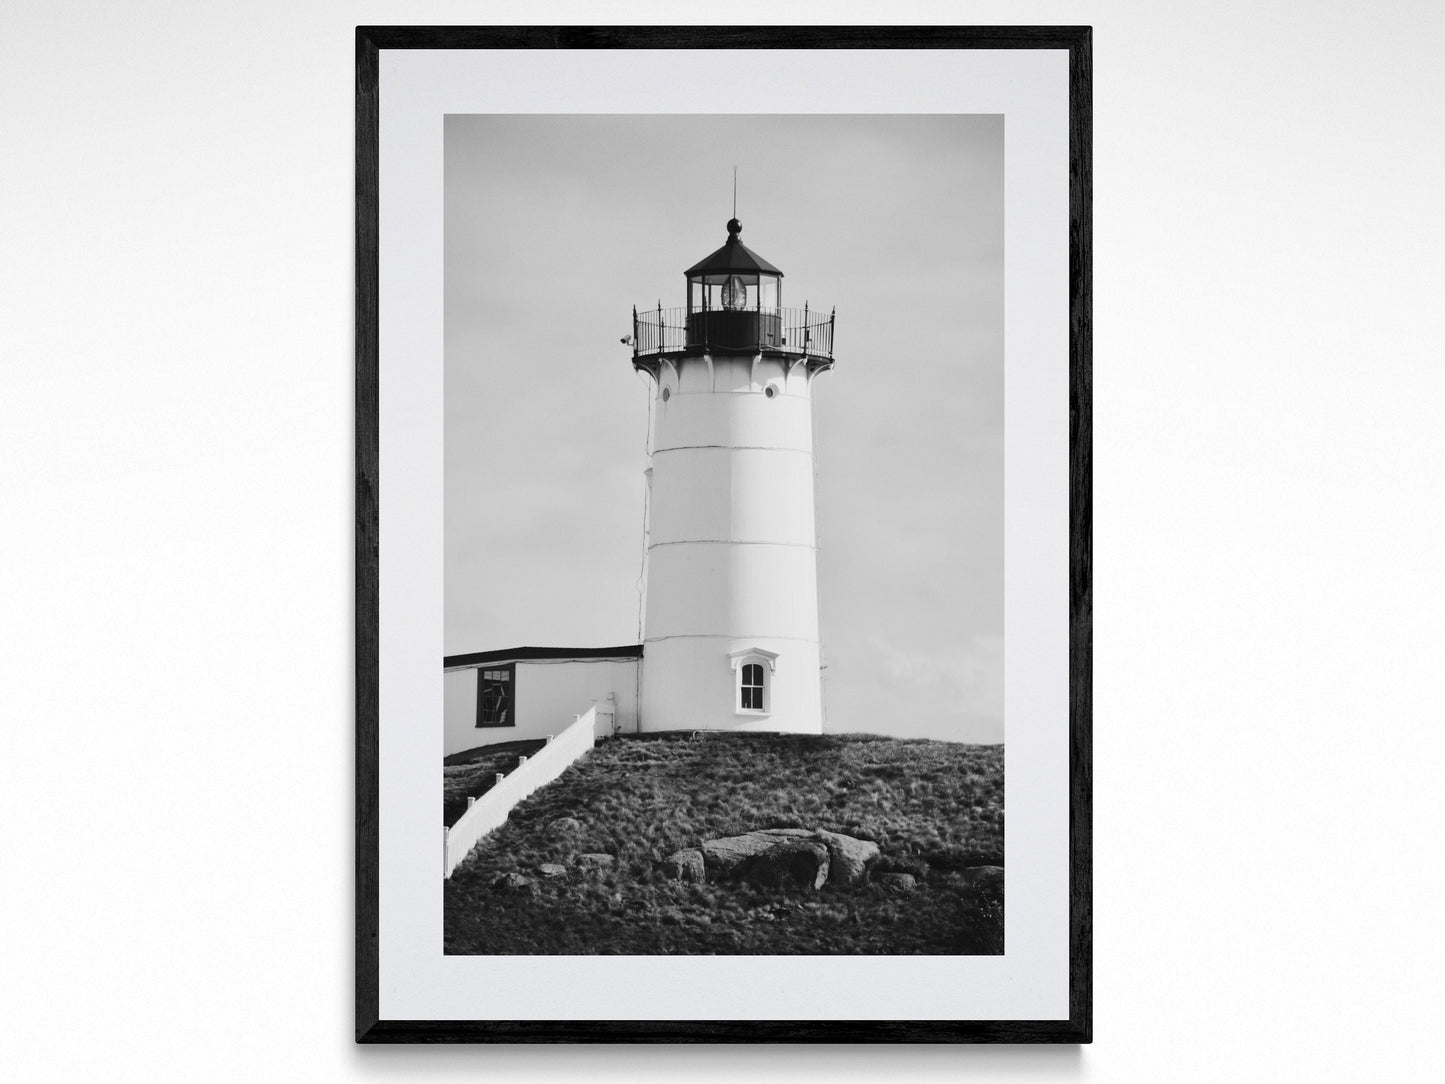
[444,697,616,878]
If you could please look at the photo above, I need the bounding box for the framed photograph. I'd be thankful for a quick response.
[357,25,1090,1043]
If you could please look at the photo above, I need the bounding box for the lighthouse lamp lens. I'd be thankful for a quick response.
[721,275,748,311]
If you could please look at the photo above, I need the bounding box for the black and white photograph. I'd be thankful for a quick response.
[439,114,1005,955]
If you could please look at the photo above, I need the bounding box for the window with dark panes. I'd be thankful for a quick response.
[477,664,515,727]
[741,663,764,711]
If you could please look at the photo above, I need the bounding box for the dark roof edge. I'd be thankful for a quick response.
[684,241,783,277]
[443,644,644,668]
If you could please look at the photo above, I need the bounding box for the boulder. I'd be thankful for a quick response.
[734,840,830,892]
[490,872,533,893]
[537,863,568,879]
[549,817,583,834]
[814,830,880,886]
[660,848,706,883]
[700,829,815,878]
[875,872,917,892]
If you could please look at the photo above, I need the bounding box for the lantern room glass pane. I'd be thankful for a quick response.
[759,276,779,312]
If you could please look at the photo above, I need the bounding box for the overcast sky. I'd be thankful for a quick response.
[445,114,1002,743]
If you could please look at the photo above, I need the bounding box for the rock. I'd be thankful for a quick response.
[549,817,583,833]
[537,863,567,878]
[660,848,706,883]
[875,872,917,892]
[962,865,1004,890]
[700,829,815,878]
[734,840,830,892]
[490,872,533,893]
[814,830,880,886]
[575,852,615,869]
[699,827,882,887]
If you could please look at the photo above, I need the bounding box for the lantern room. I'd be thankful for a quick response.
[630,218,835,374]
[684,217,784,351]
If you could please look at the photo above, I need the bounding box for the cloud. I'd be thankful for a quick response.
[867,633,1004,726]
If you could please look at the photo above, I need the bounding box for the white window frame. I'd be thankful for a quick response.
[728,648,778,716]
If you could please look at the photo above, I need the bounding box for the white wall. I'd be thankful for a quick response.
[644,543,821,639]
[641,636,823,734]
[644,352,825,733]
[648,446,818,544]
[6,2,1445,1082]
[443,667,479,752]
[444,657,639,755]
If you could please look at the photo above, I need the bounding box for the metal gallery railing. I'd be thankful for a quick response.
[631,305,835,361]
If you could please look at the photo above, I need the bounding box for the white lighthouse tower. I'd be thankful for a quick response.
[630,218,836,734]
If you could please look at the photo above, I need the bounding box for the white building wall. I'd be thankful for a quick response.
[644,543,819,638]
[640,636,822,734]
[648,447,817,545]
[641,353,825,735]
[443,656,639,757]
[443,670,478,754]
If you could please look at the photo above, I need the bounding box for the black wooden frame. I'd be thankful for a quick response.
[356,24,1091,1044]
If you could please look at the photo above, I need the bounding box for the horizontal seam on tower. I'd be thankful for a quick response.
[644,634,820,644]
[648,540,816,550]
[652,445,812,454]
[661,390,809,398]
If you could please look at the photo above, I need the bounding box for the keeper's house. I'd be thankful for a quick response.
[443,645,642,757]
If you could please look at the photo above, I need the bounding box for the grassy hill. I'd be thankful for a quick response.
[444,731,1003,955]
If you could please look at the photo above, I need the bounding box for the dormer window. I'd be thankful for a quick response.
[729,647,779,715]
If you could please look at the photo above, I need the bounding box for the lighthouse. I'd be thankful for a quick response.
[630,218,836,734]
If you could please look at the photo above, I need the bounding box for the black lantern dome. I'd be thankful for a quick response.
[683,219,784,351]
